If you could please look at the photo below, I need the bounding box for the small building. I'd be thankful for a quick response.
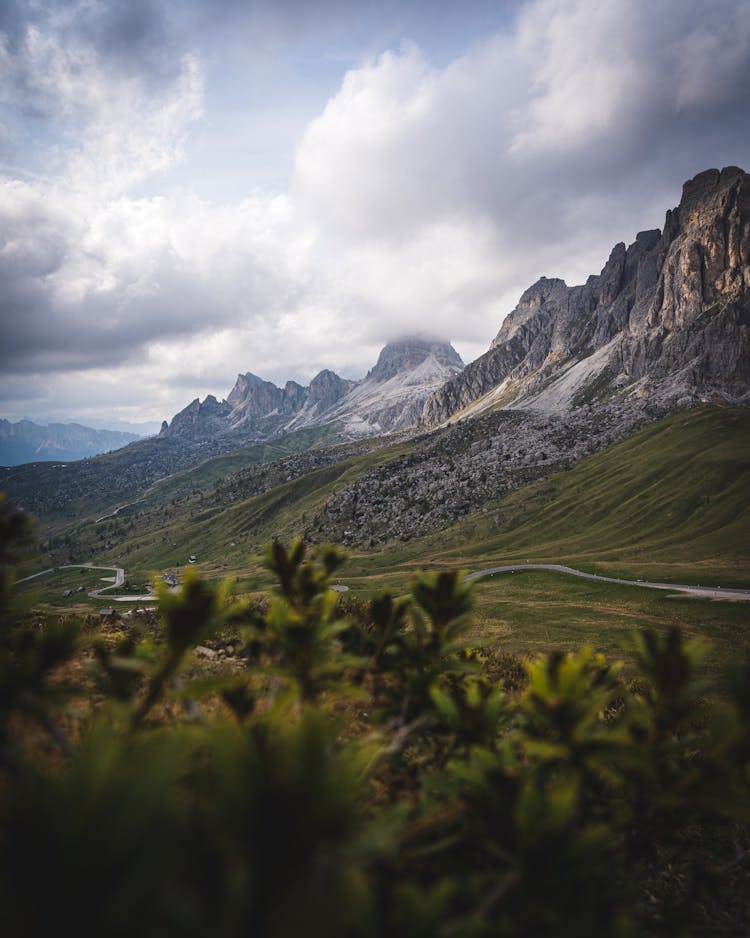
[98,607,115,618]
[188,555,197,564]
[76,585,85,592]
[63,589,72,597]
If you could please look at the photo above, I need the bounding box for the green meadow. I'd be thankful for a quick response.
[15,405,750,669]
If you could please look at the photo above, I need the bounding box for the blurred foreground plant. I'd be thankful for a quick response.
[1,510,749,937]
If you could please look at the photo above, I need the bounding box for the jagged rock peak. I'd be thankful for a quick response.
[308,369,354,405]
[226,372,266,407]
[423,165,750,427]
[490,277,569,349]
[678,166,746,218]
[366,336,464,382]
[161,394,232,439]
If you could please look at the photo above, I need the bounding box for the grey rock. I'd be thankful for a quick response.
[308,369,354,408]
[161,336,463,444]
[313,401,657,546]
[162,395,232,440]
[366,337,463,382]
[195,645,217,659]
[423,166,750,425]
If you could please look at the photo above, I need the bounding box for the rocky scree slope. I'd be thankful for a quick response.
[208,433,414,510]
[97,399,659,557]
[423,167,750,425]
[160,337,463,443]
[312,399,660,546]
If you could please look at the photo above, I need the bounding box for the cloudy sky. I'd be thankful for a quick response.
[1,0,749,433]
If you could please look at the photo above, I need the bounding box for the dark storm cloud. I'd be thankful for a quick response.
[0,181,303,376]
[0,1,169,61]
[0,0,36,48]
[83,0,165,52]
[77,0,180,83]
[1,252,223,374]
[0,0,184,105]
[0,192,73,369]
[0,195,174,372]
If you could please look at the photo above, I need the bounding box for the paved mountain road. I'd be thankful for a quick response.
[465,563,750,601]
[18,562,750,604]
[16,563,155,601]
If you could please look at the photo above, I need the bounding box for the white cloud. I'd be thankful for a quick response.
[292,37,530,239]
[510,0,645,155]
[1,0,750,428]
[66,53,204,198]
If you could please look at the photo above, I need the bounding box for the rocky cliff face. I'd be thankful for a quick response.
[223,374,311,431]
[160,337,463,442]
[423,166,750,425]
[166,395,232,440]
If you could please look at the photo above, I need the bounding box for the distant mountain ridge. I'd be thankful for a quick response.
[160,337,464,442]
[423,166,750,425]
[0,419,142,466]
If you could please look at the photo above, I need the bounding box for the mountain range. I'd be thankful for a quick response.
[159,337,464,442]
[0,419,142,467]
[159,166,748,448]
[3,166,749,532]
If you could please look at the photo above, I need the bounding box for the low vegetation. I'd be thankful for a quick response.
[2,498,750,936]
[12,407,749,684]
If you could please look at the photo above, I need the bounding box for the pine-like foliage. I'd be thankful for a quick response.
[1,500,749,937]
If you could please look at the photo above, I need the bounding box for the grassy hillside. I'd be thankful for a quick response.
[338,405,750,673]
[349,405,750,586]
[466,570,749,678]
[30,431,420,580]
[28,405,750,585]
[3,422,346,530]
[492,405,748,566]
[15,405,750,672]
[134,423,345,509]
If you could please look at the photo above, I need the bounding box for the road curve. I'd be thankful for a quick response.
[465,563,750,602]
[17,562,750,605]
[15,563,149,601]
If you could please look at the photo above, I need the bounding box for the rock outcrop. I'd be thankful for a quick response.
[317,338,464,434]
[423,166,750,425]
[166,395,232,440]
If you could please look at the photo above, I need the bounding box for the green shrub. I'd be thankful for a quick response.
[1,500,749,936]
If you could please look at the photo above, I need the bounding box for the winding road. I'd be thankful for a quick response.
[465,563,750,601]
[17,561,750,604]
[16,563,155,602]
